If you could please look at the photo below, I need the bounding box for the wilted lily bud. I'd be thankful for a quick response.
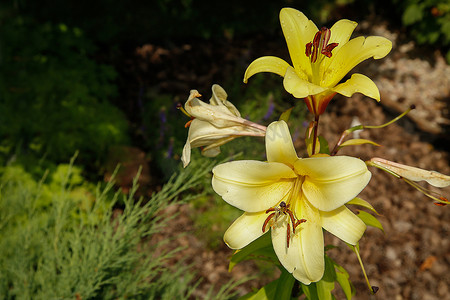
[368,157,450,205]
[369,157,450,188]
[181,85,266,167]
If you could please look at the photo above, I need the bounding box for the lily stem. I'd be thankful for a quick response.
[311,115,320,155]
[352,244,377,295]
[330,105,415,156]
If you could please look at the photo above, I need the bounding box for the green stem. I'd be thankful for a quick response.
[352,244,378,295]
[330,105,415,156]
[311,115,320,155]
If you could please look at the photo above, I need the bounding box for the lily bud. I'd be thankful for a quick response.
[369,157,450,188]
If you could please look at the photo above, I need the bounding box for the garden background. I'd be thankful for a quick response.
[0,0,449,299]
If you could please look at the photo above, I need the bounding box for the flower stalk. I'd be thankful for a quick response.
[330,105,416,155]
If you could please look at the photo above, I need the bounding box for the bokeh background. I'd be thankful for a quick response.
[1,0,449,299]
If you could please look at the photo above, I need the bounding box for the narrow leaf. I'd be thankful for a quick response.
[316,256,336,300]
[274,268,296,300]
[301,282,318,300]
[318,135,330,155]
[347,197,381,215]
[356,210,384,233]
[317,279,334,300]
[339,139,380,148]
[279,107,293,122]
[229,233,277,271]
[334,265,354,300]
[239,279,278,300]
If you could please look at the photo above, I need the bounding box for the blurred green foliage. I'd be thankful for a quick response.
[395,0,450,61]
[0,14,130,173]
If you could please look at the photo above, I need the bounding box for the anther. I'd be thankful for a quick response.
[305,27,339,63]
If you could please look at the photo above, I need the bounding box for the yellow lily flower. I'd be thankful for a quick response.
[212,121,371,284]
[181,85,266,167]
[244,8,392,115]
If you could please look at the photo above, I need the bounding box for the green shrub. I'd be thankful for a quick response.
[0,157,226,299]
[0,14,130,170]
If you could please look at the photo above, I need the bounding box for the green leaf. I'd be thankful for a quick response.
[347,197,381,215]
[334,264,354,300]
[356,210,384,233]
[279,107,293,122]
[317,279,334,300]
[229,233,277,271]
[239,268,295,300]
[338,138,380,148]
[318,135,330,155]
[239,279,278,300]
[323,255,337,282]
[301,282,319,300]
[274,268,296,300]
[316,256,336,300]
[403,3,424,25]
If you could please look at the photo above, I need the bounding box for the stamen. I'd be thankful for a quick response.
[184,118,193,128]
[305,27,339,63]
[177,103,192,118]
[261,198,307,248]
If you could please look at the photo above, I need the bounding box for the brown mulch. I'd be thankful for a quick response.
[120,20,450,300]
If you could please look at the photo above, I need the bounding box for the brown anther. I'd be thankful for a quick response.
[321,43,339,58]
[305,27,339,63]
[262,201,307,248]
[184,119,193,128]
[305,42,313,57]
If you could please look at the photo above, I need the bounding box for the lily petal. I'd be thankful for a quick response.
[329,19,358,50]
[201,136,235,157]
[244,56,291,83]
[210,84,241,117]
[279,8,317,78]
[321,206,366,245]
[333,73,381,101]
[266,120,298,167]
[323,36,392,87]
[224,212,269,249]
[185,96,243,127]
[283,66,327,98]
[321,19,358,73]
[295,156,372,211]
[272,198,324,284]
[187,119,237,148]
[181,139,192,168]
[212,161,296,212]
